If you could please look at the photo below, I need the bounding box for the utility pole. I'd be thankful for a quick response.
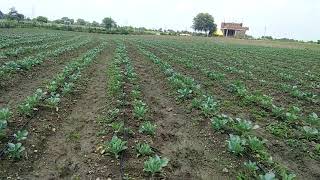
[32,4,35,18]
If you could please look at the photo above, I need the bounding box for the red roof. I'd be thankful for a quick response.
[221,23,249,31]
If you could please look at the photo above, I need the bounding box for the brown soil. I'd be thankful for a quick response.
[137,42,320,179]
[0,41,98,112]
[0,43,117,179]
[142,41,319,113]
[1,34,318,180]
[124,42,244,179]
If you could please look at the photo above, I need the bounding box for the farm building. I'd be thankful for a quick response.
[221,22,249,38]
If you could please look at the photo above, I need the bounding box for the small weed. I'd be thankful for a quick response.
[67,131,81,141]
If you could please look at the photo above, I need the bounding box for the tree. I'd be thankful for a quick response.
[261,36,273,40]
[102,17,116,30]
[91,21,100,27]
[76,18,86,25]
[53,19,64,24]
[0,10,4,19]
[192,13,216,36]
[36,16,48,23]
[16,14,24,22]
[7,7,25,22]
[61,17,74,25]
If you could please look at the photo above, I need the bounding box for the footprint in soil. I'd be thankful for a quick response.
[159,132,177,142]
[57,159,79,178]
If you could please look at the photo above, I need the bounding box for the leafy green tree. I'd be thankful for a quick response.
[36,16,48,23]
[262,36,273,40]
[76,18,86,25]
[192,13,216,36]
[61,17,74,25]
[317,40,320,44]
[7,7,24,22]
[0,10,4,19]
[91,21,100,27]
[53,19,64,24]
[102,17,117,30]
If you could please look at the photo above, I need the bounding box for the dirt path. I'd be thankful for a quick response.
[20,44,117,179]
[0,42,98,111]
[126,43,242,179]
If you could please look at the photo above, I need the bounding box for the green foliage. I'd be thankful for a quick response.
[200,95,218,117]
[210,114,231,131]
[110,121,133,135]
[104,136,127,159]
[136,142,153,157]
[6,142,25,159]
[206,70,225,80]
[192,13,216,35]
[14,130,28,141]
[139,121,156,136]
[248,136,265,152]
[91,21,100,27]
[0,108,12,122]
[0,119,7,137]
[267,122,290,138]
[133,100,148,120]
[46,93,61,108]
[76,18,86,25]
[47,80,59,92]
[191,97,202,109]
[228,81,248,97]
[307,112,319,126]
[177,88,193,100]
[271,105,285,119]
[248,92,273,108]
[62,82,74,95]
[143,155,169,176]
[244,160,259,173]
[69,71,81,82]
[102,17,117,30]
[7,7,25,21]
[259,172,277,180]
[18,89,45,116]
[108,108,120,122]
[285,106,300,122]
[234,118,253,134]
[0,108,11,137]
[315,144,320,155]
[302,126,319,140]
[281,173,296,180]
[59,17,74,25]
[227,134,246,155]
[111,121,125,133]
[131,89,141,100]
[36,16,48,23]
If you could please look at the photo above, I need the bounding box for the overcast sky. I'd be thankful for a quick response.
[0,0,319,41]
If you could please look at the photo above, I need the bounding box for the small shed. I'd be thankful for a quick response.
[221,22,249,38]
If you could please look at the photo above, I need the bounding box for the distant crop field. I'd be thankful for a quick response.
[0,28,319,179]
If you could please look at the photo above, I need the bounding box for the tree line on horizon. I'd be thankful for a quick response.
[1,7,319,43]
[0,7,217,35]
[0,7,117,30]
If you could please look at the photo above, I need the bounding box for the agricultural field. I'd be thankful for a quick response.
[0,28,320,179]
